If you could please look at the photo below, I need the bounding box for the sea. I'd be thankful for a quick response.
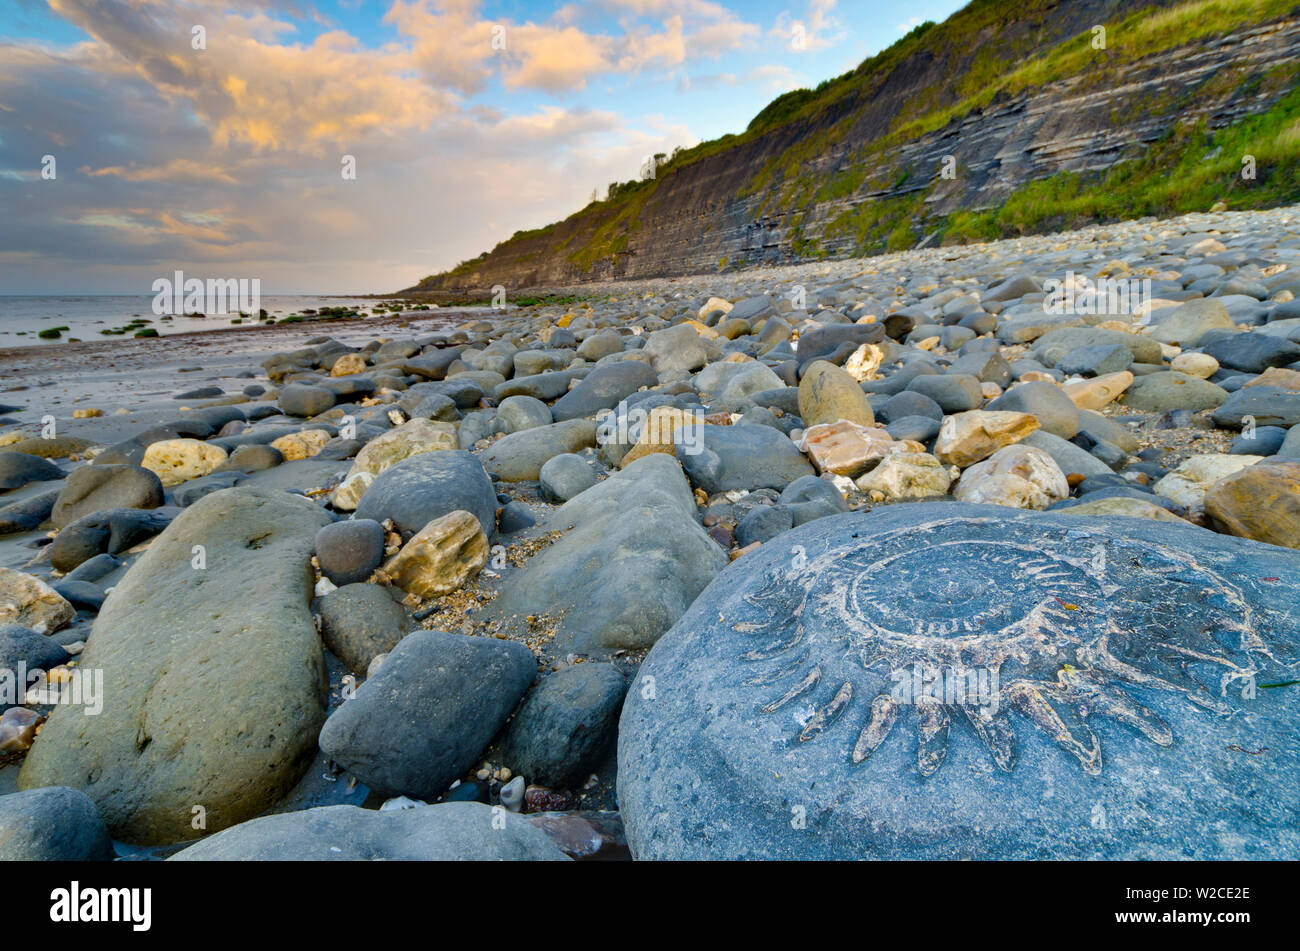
[0,295,433,348]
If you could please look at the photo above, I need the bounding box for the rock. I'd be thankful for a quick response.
[855,451,952,499]
[215,444,284,472]
[0,569,75,634]
[318,582,410,675]
[1201,333,1300,373]
[1062,370,1133,410]
[539,453,598,502]
[933,411,1039,467]
[1154,453,1263,517]
[1211,386,1300,429]
[498,501,535,534]
[953,444,1068,509]
[1020,430,1114,478]
[779,475,849,525]
[170,801,567,861]
[843,343,885,382]
[18,487,332,845]
[278,383,336,417]
[907,374,984,414]
[318,630,535,800]
[618,406,700,467]
[577,330,624,361]
[485,455,726,653]
[315,518,385,586]
[330,470,374,512]
[347,418,457,479]
[735,504,794,546]
[1203,461,1300,548]
[496,395,553,433]
[717,361,785,406]
[330,352,367,376]
[0,787,114,861]
[53,579,105,612]
[618,504,1300,859]
[498,664,628,789]
[798,421,917,478]
[481,420,598,482]
[1034,327,1164,365]
[677,424,814,494]
[1056,496,1190,522]
[0,706,42,751]
[0,489,59,536]
[0,624,71,703]
[797,361,876,428]
[877,390,943,424]
[0,451,64,491]
[48,509,173,572]
[1121,372,1228,413]
[1171,352,1219,379]
[644,324,720,377]
[1057,344,1133,377]
[1148,298,1235,346]
[552,361,658,421]
[270,429,331,461]
[986,382,1079,438]
[355,450,496,539]
[382,510,489,600]
[1242,366,1300,392]
[886,415,942,444]
[4,436,92,460]
[141,438,228,487]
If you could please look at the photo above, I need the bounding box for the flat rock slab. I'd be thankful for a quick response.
[20,487,332,846]
[619,504,1300,859]
[170,801,568,861]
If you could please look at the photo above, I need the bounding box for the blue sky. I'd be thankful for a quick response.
[0,0,966,293]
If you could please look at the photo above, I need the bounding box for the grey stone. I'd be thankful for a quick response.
[736,504,794,546]
[906,374,983,413]
[51,464,163,528]
[1122,372,1229,413]
[485,455,726,653]
[278,384,336,418]
[0,452,63,491]
[1056,344,1133,377]
[19,487,332,845]
[551,361,658,421]
[480,420,598,482]
[1212,386,1300,429]
[318,630,535,800]
[539,453,598,502]
[0,787,114,861]
[1201,333,1300,373]
[355,450,496,538]
[318,582,409,675]
[676,424,813,495]
[1148,299,1235,347]
[986,382,1079,438]
[170,801,567,861]
[619,504,1300,859]
[315,518,385,586]
[496,395,553,433]
[498,664,628,789]
[1021,430,1113,477]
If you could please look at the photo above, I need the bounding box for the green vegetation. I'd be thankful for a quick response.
[413,0,1300,284]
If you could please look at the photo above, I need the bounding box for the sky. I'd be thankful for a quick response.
[0,0,966,294]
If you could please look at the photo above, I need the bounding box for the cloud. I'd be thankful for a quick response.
[0,0,754,292]
[772,0,844,53]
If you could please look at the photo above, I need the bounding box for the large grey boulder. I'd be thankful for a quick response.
[318,630,535,800]
[485,454,726,653]
[19,487,332,846]
[619,504,1300,859]
[355,450,496,538]
[0,452,63,491]
[170,801,567,861]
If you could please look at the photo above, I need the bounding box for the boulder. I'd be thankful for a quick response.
[0,568,75,634]
[318,582,410,675]
[354,450,496,539]
[953,444,1068,509]
[933,411,1039,468]
[381,510,489,600]
[481,420,598,482]
[50,464,163,528]
[318,630,535,800]
[677,424,814,494]
[19,487,332,845]
[1204,461,1300,548]
[797,360,876,427]
[618,505,1300,859]
[141,439,228,487]
[0,787,114,861]
[170,801,567,861]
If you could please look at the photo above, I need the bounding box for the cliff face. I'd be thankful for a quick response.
[405,0,1300,296]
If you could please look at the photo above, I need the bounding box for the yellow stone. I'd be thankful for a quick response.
[271,429,331,461]
[142,438,228,487]
[382,510,489,600]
